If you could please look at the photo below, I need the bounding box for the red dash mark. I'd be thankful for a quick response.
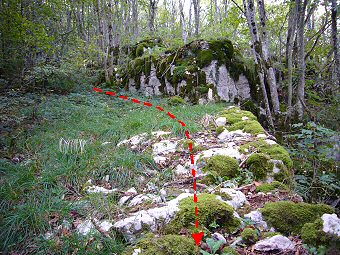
[195,206,199,215]
[144,102,153,107]
[192,169,196,177]
[156,106,164,111]
[132,98,140,104]
[189,143,193,152]
[185,130,190,139]
[194,193,198,203]
[106,91,116,96]
[193,179,197,190]
[190,154,195,164]
[119,95,129,100]
[167,112,176,119]
[93,87,103,92]
[178,120,186,126]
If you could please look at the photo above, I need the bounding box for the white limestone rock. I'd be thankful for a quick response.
[128,194,161,207]
[244,210,268,229]
[257,134,267,139]
[152,140,178,155]
[218,188,248,209]
[254,235,295,251]
[212,232,227,244]
[113,193,192,239]
[86,186,117,194]
[265,139,277,145]
[322,213,340,237]
[77,220,95,235]
[199,147,241,161]
[175,164,189,176]
[153,156,167,164]
[127,187,138,194]
[117,133,148,147]
[215,117,227,127]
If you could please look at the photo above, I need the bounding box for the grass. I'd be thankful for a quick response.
[0,90,226,253]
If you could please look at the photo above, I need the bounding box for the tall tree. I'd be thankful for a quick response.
[192,0,200,37]
[331,0,339,88]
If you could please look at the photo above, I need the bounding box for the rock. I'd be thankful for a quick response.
[241,116,249,121]
[215,117,227,127]
[257,134,267,138]
[113,193,192,240]
[218,188,248,209]
[265,139,277,145]
[199,147,241,161]
[86,186,117,194]
[217,130,231,140]
[208,88,214,101]
[153,155,167,164]
[160,188,167,202]
[244,210,268,229]
[128,194,161,207]
[175,164,189,176]
[152,140,178,155]
[132,248,141,255]
[117,133,148,147]
[151,131,172,137]
[119,195,132,206]
[212,232,227,244]
[322,213,340,237]
[127,187,138,194]
[254,235,295,251]
[77,219,95,235]
[98,220,113,232]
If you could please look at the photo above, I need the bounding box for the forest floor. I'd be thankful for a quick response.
[0,89,227,254]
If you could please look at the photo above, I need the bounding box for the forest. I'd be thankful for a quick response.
[0,0,339,254]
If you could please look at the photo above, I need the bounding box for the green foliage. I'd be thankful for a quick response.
[168,95,186,106]
[261,201,334,235]
[256,181,288,193]
[201,238,224,255]
[167,194,240,234]
[301,218,331,246]
[222,247,240,255]
[241,227,259,244]
[203,155,240,179]
[285,122,339,203]
[216,126,226,135]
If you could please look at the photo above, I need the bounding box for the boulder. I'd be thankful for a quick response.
[254,235,295,251]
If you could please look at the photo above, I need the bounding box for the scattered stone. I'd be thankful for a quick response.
[244,210,268,229]
[98,220,113,232]
[215,117,227,127]
[77,219,95,235]
[119,195,132,206]
[212,232,227,244]
[86,186,117,194]
[175,164,189,176]
[264,139,277,145]
[128,194,161,207]
[117,133,148,147]
[257,134,267,139]
[218,188,248,209]
[153,155,167,164]
[254,235,295,251]
[127,187,138,194]
[132,248,141,255]
[322,213,340,236]
[152,140,178,155]
[199,147,241,161]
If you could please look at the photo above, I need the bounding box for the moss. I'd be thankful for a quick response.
[240,139,293,169]
[216,126,226,135]
[262,232,281,238]
[197,50,214,68]
[129,234,196,255]
[179,139,204,153]
[223,247,240,255]
[202,155,240,179]
[220,107,258,124]
[256,181,288,193]
[227,120,265,135]
[246,153,273,180]
[301,218,331,246]
[241,227,259,244]
[136,44,145,57]
[214,191,232,201]
[166,193,240,234]
[261,201,334,235]
[173,66,186,83]
[168,95,186,106]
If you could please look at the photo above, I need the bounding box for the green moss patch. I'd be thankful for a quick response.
[240,139,293,169]
[301,218,332,246]
[168,95,186,106]
[128,234,196,255]
[179,139,205,153]
[241,227,259,244]
[166,193,240,234]
[261,201,334,235]
[223,247,240,255]
[246,153,273,180]
[202,155,240,179]
[256,181,288,193]
[216,126,226,135]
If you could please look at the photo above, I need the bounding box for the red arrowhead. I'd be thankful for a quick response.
[191,232,204,246]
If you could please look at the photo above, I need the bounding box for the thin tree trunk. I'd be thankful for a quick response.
[148,0,158,34]
[296,0,307,118]
[331,0,340,89]
[179,0,187,43]
[192,0,200,37]
[243,0,274,129]
[256,0,280,113]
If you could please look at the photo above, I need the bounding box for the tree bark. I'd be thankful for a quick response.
[331,0,340,89]
[243,0,274,129]
[192,0,200,37]
[256,0,280,113]
[179,0,187,43]
[148,0,158,34]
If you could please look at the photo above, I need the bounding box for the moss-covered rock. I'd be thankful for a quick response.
[262,231,282,238]
[166,193,240,234]
[125,234,196,255]
[241,227,259,244]
[240,139,293,169]
[179,139,205,153]
[261,201,334,235]
[223,247,241,255]
[256,181,288,193]
[246,153,273,180]
[301,218,332,246]
[202,155,240,179]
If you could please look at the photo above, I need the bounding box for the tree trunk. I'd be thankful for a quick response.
[243,0,274,129]
[148,0,158,34]
[256,0,280,113]
[286,0,297,121]
[331,0,340,89]
[179,0,187,43]
[296,0,307,118]
[192,0,200,37]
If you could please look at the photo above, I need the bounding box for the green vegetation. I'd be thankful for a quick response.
[241,227,259,244]
[261,201,334,235]
[0,92,226,253]
[246,153,273,180]
[222,247,241,255]
[168,95,186,105]
[301,218,331,246]
[262,232,282,238]
[167,194,240,234]
[202,155,240,179]
[216,125,226,135]
[125,234,196,255]
[256,181,288,192]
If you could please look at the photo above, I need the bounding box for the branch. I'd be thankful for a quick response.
[230,0,246,16]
